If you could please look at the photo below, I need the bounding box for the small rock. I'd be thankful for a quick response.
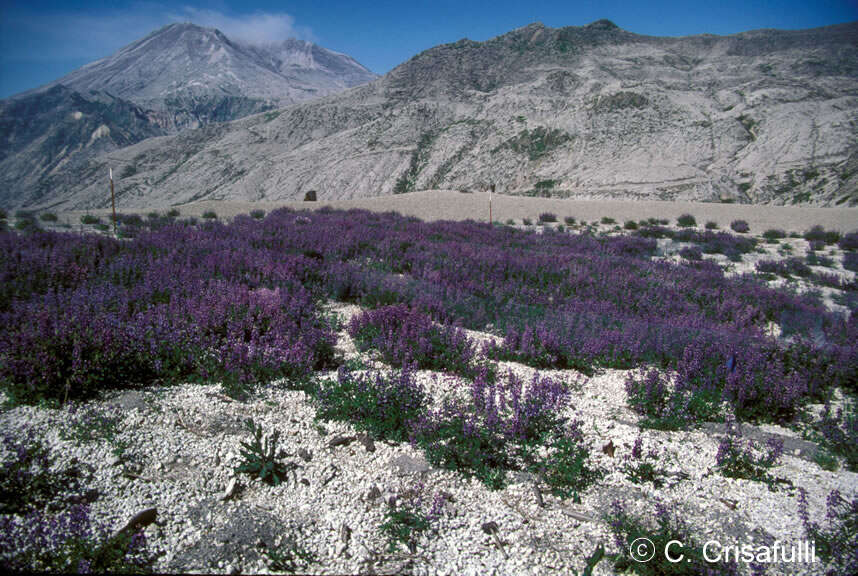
[340,523,351,545]
[389,454,430,476]
[366,486,382,501]
[357,433,376,453]
[298,448,313,461]
[328,435,356,448]
[222,478,238,501]
[300,478,310,486]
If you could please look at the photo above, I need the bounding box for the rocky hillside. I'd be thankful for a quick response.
[8,20,858,210]
[0,23,377,209]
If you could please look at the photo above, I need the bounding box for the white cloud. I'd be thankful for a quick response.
[0,3,310,61]
[169,7,313,45]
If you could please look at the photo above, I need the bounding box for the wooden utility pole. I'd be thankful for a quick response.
[489,183,494,224]
[109,167,117,237]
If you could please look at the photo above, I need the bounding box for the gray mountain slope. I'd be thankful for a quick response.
[12,20,858,210]
[0,23,378,208]
[23,23,378,131]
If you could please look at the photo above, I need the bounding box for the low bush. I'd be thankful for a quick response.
[838,231,858,251]
[250,209,266,220]
[607,500,738,575]
[202,210,217,220]
[677,213,697,227]
[80,214,100,225]
[600,216,616,225]
[797,488,858,574]
[756,257,813,278]
[235,418,298,486]
[347,304,485,379]
[623,220,638,230]
[522,218,532,226]
[166,208,180,218]
[715,424,784,488]
[0,504,151,573]
[679,246,702,261]
[763,228,787,242]
[804,225,841,245]
[564,216,576,225]
[538,212,557,223]
[705,221,718,230]
[807,251,835,268]
[1,431,80,515]
[622,436,666,488]
[39,212,58,222]
[730,220,750,233]
[816,400,858,472]
[315,368,426,442]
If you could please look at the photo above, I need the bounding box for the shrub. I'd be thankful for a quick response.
[705,221,718,230]
[1,431,80,515]
[235,418,298,486]
[807,251,835,268]
[250,209,266,220]
[808,239,826,252]
[315,368,426,442]
[676,213,697,227]
[347,305,485,379]
[166,208,180,218]
[804,225,841,245]
[623,220,638,230]
[14,218,40,232]
[538,212,557,223]
[730,219,750,233]
[505,219,515,225]
[838,231,858,251]
[624,368,720,431]
[0,504,151,573]
[522,217,533,226]
[266,540,316,573]
[607,500,738,575]
[679,246,702,261]
[39,212,58,222]
[756,257,813,279]
[816,400,858,471]
[303,190,317,201]
[715,424,784,487]
[622,436,666,488]
[564,216,576,225]
[600,216,616,225]
[201,210,217,220]
[380,488,434,553]
[762,228,787,242]
[797,488,858,575]
[416,370,595,493]
[80,214,100,225]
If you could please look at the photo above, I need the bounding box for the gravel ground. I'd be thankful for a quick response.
[52,190,858,234]
[1,297,855,575]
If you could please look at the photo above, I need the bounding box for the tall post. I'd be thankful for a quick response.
[489,183,494,224]
[109,167,117,237]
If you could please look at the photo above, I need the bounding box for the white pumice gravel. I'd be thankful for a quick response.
[1,296,856,576]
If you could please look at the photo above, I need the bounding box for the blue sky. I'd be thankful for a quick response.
[1,0,856,98]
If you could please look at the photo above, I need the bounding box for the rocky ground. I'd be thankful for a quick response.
[1,217,855,575]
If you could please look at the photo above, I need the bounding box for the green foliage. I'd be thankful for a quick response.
[676,214,697,228]
[250,209,266,220]
[202,210,218,220]
[39,212,58,222]
[380,505,430,553]
[600,216,616,225]
[314,369,425,443]
[607,501,730,575]
[80,214,101,225]
[705,221,718,230]
[166,209,180,218]
[265,540,316,573]
[624,220,638,230]
[394,132,435,194]
[532,430,600,498]
[564,216,576,225]
[234,419,296,486]
[0,432,81,515]
[498,127,572,161]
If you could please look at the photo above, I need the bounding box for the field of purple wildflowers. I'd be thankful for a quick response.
[1,207,857,574]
